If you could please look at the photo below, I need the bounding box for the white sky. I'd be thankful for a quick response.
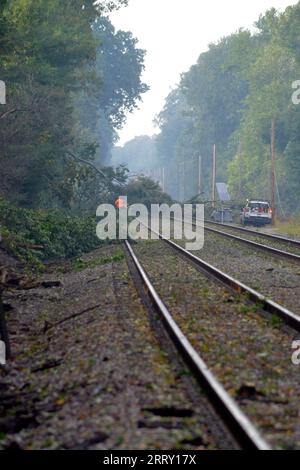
[110,0,297,146]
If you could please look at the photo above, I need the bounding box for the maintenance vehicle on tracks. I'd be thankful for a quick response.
[241,200,273,227]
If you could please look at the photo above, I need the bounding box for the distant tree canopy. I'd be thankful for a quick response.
[112,135,159,173]
[77,17,149,165]
[155,2,300,213]
[0,0,147,210]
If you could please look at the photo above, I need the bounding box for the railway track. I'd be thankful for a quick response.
[124,239,270,450]
[180,218,300,263]
[125,220,300,449]
[151,224,300,330]
[206,220,300,249]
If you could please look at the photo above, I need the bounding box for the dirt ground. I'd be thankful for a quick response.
[0,245,233,450]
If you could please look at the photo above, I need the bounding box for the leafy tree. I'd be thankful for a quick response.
[155,3,300,213]
[0,0,147,209]
[77,17,148,164]
[112,135,158,173]
[94,17,148,130]
[155,32,252,200]
[125,176,173,208]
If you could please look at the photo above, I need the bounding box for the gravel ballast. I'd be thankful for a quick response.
[179,228,300,316]
[204,222,300,257]
[0,245,233,450]
[134,239,300,449]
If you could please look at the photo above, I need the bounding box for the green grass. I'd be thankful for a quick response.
[276,217,300,238]
[271,314,284,328]
[72,250,125,272]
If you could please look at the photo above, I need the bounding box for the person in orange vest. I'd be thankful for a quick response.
[115,197,127,209]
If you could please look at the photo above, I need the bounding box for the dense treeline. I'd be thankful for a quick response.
[0,0,153,263]
[0,0,147,211]
[155,3,300,214]
[112,135,159,173]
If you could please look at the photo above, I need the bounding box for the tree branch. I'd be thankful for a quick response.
[66,150,124,185]
[0,108,28,120]
[43,302,103,332]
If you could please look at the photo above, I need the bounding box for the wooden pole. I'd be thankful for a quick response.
[212,144,216,208]
[177,162,180,201]
[271,119,276,224]
[237,143,242,200]
[183,159,186,202]
[0,293,11,360]
[198,155,202,196]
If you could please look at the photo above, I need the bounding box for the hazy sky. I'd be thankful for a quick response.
[110,0,296,146]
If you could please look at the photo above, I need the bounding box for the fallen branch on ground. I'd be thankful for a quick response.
[43,302,103,333]
[17,243,45,251]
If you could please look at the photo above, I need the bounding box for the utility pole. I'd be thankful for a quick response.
[183,159,186,202]
[212,144,217,208]
[178,162,184,202]
[237,143,242,200]
[177,163,180,201]
[162,167,165,193]
[198,155,202,196]
[271,119,276,224]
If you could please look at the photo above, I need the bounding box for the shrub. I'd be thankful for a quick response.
[0,198,102,266]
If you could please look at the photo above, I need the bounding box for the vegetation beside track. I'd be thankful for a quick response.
[0,198,102,268]
[275,217,300,238]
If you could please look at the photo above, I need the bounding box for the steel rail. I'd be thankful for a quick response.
[124,240,270,450]
[154,225,300,332]
[205,219,300,248]
[177,218,300,263]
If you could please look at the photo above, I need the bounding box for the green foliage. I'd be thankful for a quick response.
[0,0,100,206]
[112,135,158,172]
[155,89,193,200]
[94,17,148,130]
[0,198,101,266]
[155,3,300,214]
[0,172,173,267]
[271,314,284,328]
[77,17,148,164]
[155,32,252,201]
[125,176,173,208]
[72,250,124,271]
[0,0,147,209]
